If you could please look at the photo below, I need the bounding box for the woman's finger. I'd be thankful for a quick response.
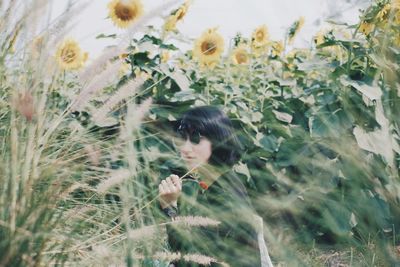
[171,175,181,191]
[165,177,177,192]
[158,184,165,195]
[160,181,171,194]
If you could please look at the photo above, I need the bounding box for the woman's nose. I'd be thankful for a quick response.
[180,139,192,154]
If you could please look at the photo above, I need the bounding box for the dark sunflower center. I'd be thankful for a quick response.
[236,52,247,64]
[201,41,217,55]
[176,9,185,21]
[115,3,135,21]
[256,31,264,41]
[62,49,77,63]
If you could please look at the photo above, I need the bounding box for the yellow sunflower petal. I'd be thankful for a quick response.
[359,21,374,36]
[231,45,249,65]
[193,28,224,69]
[288,16,305,45]
[271,41,284,57]
[393,34,400,46]
[55,38,88,70]
[314,30,325,46]
[108,0,143,29]
[176,1,190,21]
[164,13,178,32]
[163,1,190,32]
[161,50,170,63]
[393,0,400,8]
[377,4,391,22]
[251,25,269,48]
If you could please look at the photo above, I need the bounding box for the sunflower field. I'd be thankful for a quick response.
[1,0,400,266]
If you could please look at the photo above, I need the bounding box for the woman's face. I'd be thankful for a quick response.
[178,136,212,170]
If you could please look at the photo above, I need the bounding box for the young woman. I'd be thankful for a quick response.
[158,106,261,267]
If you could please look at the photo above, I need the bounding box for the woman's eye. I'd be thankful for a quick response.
[190,134,201,144]
[172,134,186,147]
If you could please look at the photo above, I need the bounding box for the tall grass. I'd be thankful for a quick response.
[0,0,179,266]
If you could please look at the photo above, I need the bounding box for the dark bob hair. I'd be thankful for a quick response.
[175,106,242,167]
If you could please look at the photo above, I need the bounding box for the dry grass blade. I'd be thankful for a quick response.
[97,169,131,194]
[173,216,221,227]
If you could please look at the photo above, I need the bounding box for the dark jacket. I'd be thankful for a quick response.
[162,170,261,267]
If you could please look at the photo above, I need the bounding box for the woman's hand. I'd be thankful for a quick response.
[158,174,182,209]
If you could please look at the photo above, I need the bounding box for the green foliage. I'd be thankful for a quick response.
[1,0,400,266]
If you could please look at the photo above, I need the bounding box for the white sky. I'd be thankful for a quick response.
[52,0,369,59]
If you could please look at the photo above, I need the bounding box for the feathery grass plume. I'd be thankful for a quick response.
[72,60,122,112]
[153,251,181,262]
[78,46,122,85]
[0,0,45,55]
[28,2,88,60]
[173,216,221,227]
[83,144,101,166]
[46,2,87,38]
[130,97,153,128]
[97,169,131,193]
[92,78,145,125]
[64,205,97,220]
[12,91,35,122]
[60,183,91,200]
[128,225,157,241]
[117,96,155,265]
[183,253,218,265]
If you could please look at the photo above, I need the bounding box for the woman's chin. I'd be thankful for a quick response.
[184,160,201,170]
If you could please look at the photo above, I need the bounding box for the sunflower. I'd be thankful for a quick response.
[161,50,170,63]
[270,41,284,57]
[288,16,305,45]
[118,62,131,77]
[394,34,400,46]
[193,28,224,68]
[175,1,190,21]
[231,45,249,65]
[108,0,143,29]
[392,0,400,9]
[314,30,325,46]
[359,21,374,36]
[376,4,391,22]
[163,15,178,32]
[119,53,129,60]
[163,1,190,32]
[286,48,310,61]
[55,38,88,70]
[319,44,347,63]
[394,12,400,25]
[251,25,269,48]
